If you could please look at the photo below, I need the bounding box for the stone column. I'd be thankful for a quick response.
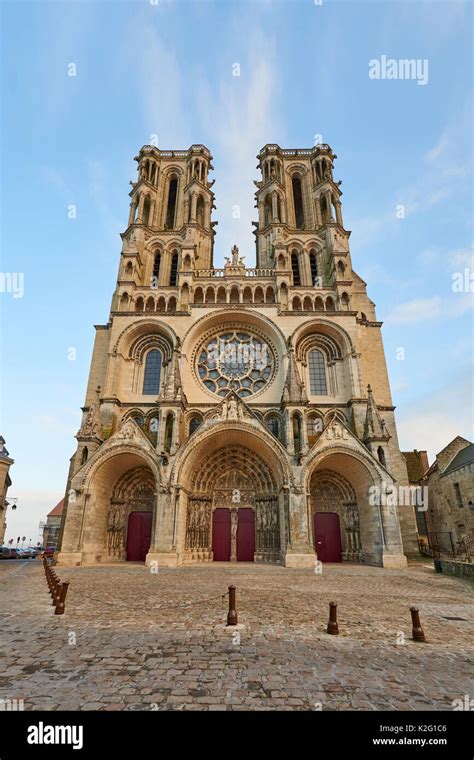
[284,470,315,568]
[272,191,278,221]
[315,197,322,226]
[146,487,179,567]
[335,200,343,226]
[190,193,197,223]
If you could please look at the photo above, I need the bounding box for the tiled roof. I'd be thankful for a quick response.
[47,498,64,517]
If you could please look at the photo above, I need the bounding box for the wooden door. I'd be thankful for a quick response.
[313,512,342,563]
[237,508,255,562]
[212,508,231,561]
[126,511,152,562]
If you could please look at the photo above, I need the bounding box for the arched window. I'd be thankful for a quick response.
[320,195,329,224]
[153,253,161,281]
[142,196,151,226]
[267,416,280,439]
[189,416,202,436]
[326,296,335,311]
[165,177,178,229]
[308,350,327,395]
[266,286,275,303]
[291,251,301,286]
[264,195,272,227]
[196,195,205,227]
[377,446,386,467]
[145,296,154,312]
[293,413,302,454]
[292,176,305,229]
[81,446,88,465]
[143,350,162,395]
[309,250,318,285]
[135,296,144,312]
[125,261,133,276]
[169,251,179,286]
[164,414,174,452]
[120,292,129,309]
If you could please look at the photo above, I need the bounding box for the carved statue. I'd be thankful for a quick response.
[231,245,239,266]
[231,509,238,540]
[228,397,238,420]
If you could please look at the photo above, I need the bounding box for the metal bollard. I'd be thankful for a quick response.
[410,607,426,642]
[226,585,238,626]
[54,581,69,615]
[327,601,339,635]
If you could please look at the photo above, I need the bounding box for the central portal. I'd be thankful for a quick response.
[184,444,281,564]
[211,507,256,562]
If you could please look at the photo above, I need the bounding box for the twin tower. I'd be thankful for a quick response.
[115,142,347,310]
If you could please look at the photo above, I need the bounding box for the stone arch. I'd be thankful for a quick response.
[65,445,159,564]
[229,285,240,304]
[265,286,275,303]
[243,286,253,304]
[172,424,291,564]
[304,444,402,566]
[205,286,215,304]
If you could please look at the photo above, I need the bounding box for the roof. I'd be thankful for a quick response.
[47,498,64,518]
[443,443,474,476]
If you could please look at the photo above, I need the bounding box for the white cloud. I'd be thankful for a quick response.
[385,296,442,325]
[397,370,473,463]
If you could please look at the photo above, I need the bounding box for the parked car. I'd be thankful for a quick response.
[17,547,37,559]
[0,546,18,559]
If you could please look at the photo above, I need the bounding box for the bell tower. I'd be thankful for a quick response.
[118,145,216,300]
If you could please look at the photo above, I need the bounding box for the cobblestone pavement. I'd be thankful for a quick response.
[1,560,473,711]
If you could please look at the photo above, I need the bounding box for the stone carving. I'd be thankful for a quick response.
[231,244,239,265]
[78,386,102,440]
[325,420,349,440]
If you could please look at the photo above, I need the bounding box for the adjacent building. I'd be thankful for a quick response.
[422,436,474,556]
[58,143,418,569]
[0,436,14,545]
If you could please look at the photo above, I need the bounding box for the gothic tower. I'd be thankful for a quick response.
[58,142,418,569]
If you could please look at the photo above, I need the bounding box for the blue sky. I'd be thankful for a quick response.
[1,0,473,542]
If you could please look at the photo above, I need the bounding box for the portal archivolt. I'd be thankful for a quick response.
[184,445,281,563]
[107,466,155,559]
[310,468,361,561]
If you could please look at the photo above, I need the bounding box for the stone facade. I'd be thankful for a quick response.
[58,143,418,569]
[0,436,14,545]
[423,436,474,556]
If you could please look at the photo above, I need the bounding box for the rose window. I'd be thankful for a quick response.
[196,330,275,398]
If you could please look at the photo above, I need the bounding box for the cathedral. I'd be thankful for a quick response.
[58,143,418,569]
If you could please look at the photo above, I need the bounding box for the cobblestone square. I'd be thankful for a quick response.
[1,560,473,711]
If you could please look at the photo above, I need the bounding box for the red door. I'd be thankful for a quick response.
[313,512,342,563]
[212,508,231,561]
[126,511,152,562]
[237,508,255,562]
